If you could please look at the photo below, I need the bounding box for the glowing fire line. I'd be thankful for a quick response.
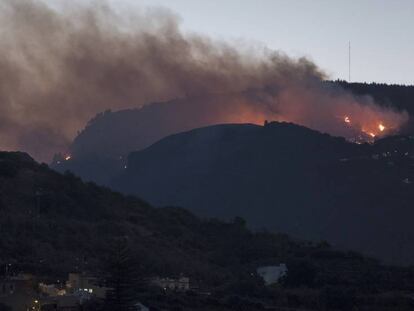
[342,115,388,141]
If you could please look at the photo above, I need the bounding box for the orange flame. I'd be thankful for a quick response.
[342,112,391,141]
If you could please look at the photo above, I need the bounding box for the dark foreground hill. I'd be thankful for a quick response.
[53,81,414,185]
[113,122,414,265]
[2,151,414,310]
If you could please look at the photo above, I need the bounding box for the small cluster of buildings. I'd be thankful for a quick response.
[37,273,110,310]
[1,264,288,310]
[0,272,111,311]
[0,272,194,310]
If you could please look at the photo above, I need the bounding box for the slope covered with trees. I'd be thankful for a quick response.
[113,122,414,265]
[2,151,414,310]
[335,81,414,116]
[53,81,414,185]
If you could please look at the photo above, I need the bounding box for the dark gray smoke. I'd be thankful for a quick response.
[0,0,407,161]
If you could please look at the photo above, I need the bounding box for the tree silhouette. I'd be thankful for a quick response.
[104,239,138,311]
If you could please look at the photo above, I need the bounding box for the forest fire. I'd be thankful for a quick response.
[361,122,390,139]
[341,115,396,142]
[0,0,410,162]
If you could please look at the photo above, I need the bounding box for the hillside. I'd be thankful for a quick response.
[335,81,414,116]
[2,151,414,310]
[53,95,237,184]
[53,81,414,184]
[335,81,414,134]
[112,122,414,265]
[71,81,414,158]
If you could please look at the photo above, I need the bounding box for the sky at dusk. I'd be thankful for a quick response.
[1,0,411,161]
[109,0,414,85]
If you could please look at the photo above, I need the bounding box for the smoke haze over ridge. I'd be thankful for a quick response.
[0,0,408,161]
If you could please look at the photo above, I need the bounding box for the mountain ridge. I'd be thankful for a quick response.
[53,81,414,184]
[4,150,414,309]
[112,121,414,265]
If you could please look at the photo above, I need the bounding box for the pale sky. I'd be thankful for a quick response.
[57,0,414,85]
[117,0,414,85]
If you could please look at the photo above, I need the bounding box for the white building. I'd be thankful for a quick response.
[135,302,150,311]
[257,264,288,285]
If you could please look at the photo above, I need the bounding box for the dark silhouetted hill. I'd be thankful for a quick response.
[112,122,414,265]
[53,81,414,184]
[2,151,414,310]
[49,81,414,265]
[54,95,242,184]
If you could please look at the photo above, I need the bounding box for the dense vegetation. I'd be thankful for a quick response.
[54,81,414,184]
[49,81,414,266]
[335,81,414,116]
[2,151,414,310]
[113,122,414,265]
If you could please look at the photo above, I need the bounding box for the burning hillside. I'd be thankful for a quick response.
[0,0,409,161]
[341,114,398,143]
[343,116,386,143]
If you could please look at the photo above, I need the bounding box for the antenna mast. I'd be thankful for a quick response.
[348,41,351,82]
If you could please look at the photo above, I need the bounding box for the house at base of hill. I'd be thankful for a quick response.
[66,273,109,299]
[135,302,150,311]
[257,264,288,285]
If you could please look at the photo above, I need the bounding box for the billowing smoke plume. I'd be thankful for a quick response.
[0,0,408,161]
